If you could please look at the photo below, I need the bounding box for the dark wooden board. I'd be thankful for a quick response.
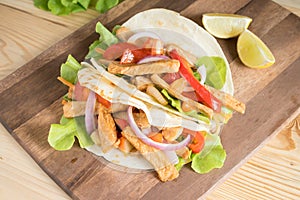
[0,0,299,199]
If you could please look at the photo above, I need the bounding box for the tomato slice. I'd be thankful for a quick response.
[186,130,205,154]
[96,94,111,108]
[168,49,222,112]
[103,42,138,60]
[120,48,164,64]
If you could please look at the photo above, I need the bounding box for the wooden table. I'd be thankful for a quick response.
[0,0,299,199]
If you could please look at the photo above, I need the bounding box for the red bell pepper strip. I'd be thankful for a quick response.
[168,49,222,112]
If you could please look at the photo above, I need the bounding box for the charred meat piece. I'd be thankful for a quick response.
[107,59,180,76]
[96,104,118,153]
[122,126,179,182]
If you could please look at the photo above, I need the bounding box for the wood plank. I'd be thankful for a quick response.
[233,13,300,103]
[142,56,300,200]
[207,112,300,199]
[0,1,99,81]
[0,0,299,199]
[0,123,70,200]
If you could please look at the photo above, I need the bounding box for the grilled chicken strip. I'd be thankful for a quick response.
[122,126,179,182]
[107,59,180,76]
[96,104,118,153]
[205,85,246,114]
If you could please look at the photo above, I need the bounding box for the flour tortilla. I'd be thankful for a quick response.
[122,8,233,95]
[84,9,233,171]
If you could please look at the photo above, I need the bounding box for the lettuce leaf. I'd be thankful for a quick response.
[94,0,119,13]
[161,89,182,112]
[48,0,85,15]
[191,133,226,174]
[161,89,210,123]
[196,56,227,90]
[60,54,82,84]
[85,22,119,59]
[48,116,94,150]
[34,0,50,11]
[34,0,121,15]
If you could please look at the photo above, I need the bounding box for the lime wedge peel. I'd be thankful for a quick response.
[202,13,252,39]
[237,29,275,69]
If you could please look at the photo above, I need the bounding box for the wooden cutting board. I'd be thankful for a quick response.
[0,0,299,199]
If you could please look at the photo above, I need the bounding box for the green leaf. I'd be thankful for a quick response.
[96,22,119,46]
[184,110,210,124]
[34,0,50,11]
[48,120,77,150]
[196,56,227,90]
[191,133,226,174]
[60,54,82,84]
[35,0,122,15]
[86,22,119,59]
[95,0,119,13]
[78,0,91,9]
[74,116,94,148]
[161,89,183,112]
[48,0,71,15]
[48,0,85,15]
[48,117,94,151]
[161,89,210,123]
[61,0,76,7]
[85,40,103,59]
[175,151,192,171]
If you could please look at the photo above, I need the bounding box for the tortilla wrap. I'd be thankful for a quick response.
[82,9,233,171]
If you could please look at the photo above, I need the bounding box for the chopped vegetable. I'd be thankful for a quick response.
[34,0,122,15]
[127,106,191,151]
[196,56,227,89]
[120,48,165,64]
[191,133,226,174]
[187,131,205,154]
[84,90,97,134]
[168,49,222,112]
[86,22,119,59]
[48,116,94,150]
[60,54,82,84]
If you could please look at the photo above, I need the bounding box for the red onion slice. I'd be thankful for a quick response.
[85,90,96,135]
[127,31,160,44]
[137,55,170,64]
[197,65,207,85]
[127,106,190,151]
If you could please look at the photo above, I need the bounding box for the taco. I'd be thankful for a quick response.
[48,9,245,182]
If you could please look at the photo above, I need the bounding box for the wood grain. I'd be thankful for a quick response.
[0,0,300,199]
[207,112,300,200]
[0,123,70,200]
[0,0,99,81]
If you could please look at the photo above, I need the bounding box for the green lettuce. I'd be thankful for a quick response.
[60,54,82,84]
[161,89,210,123]
[49,55,94,151]
[175,151,192,171]
[161,89,182,112]
[34,0,122,15]
[196,56,227,90]
[48,116,94,150]
[85,22,119,59]
[191,133,226,174]
[94,0,119,13]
